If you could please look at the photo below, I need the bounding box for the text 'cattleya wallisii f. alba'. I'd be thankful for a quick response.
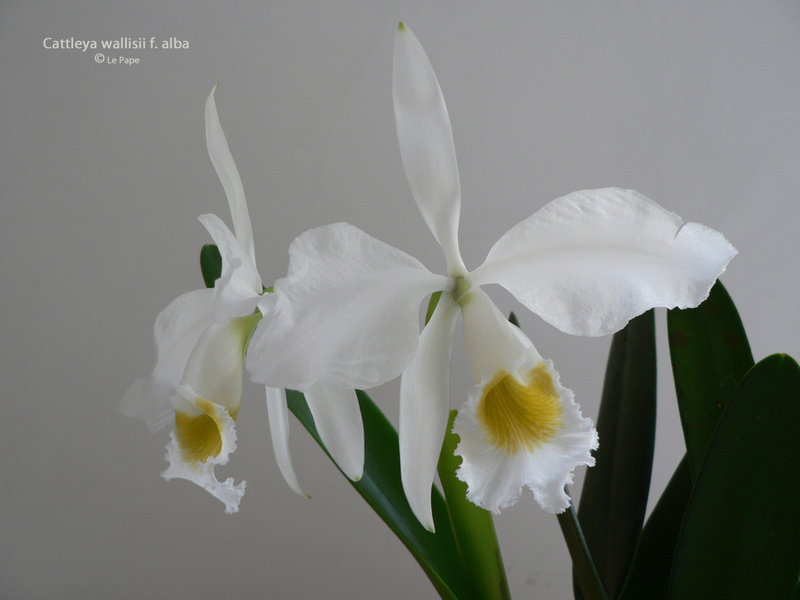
[246,24,736,531]
[121,86,364,513]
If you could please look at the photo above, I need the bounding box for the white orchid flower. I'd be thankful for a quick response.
[122,86,364,513]
[246,24,736,531]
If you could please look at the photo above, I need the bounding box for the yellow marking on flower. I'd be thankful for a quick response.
[477,363,563,455]
[174,398,237,464]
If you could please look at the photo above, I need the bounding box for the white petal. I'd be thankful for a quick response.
[206,85,255,264]
[156,293,260,514]
[304,383,365,482]
[454,293,597,512]
[198,213,262,320]
[394,24,464,272]
[181,312,261,413]
[121,288,214,432]
[163,384,245,514]
[246,222,451,390]
[399,293,459,532]
[265,386,308,497]
[453,359,597,514]
[471,188,737,337]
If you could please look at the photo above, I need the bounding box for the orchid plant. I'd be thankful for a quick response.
[123,24,800,600]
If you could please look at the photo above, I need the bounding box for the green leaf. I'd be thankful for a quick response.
[200,243,223,288]
[669,354,800,599]
[426,291,443,324]
[437,410,510,600]
[559,498,610,600]
[618,456,692,600]
[667,280,754,480]
[286,389,477,600]
[619,281,753,598]
[576,309,657,599]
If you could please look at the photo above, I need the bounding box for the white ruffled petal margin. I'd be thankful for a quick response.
[393,24,463,272]
[471,188,737,337]
[247,222,451,390]
[305,383,365,482]
[452,361,597,513]
[121,288,215,433]
[206,85,255,265]
[163,384,245,514]
[453,286,597,513]
[265,386,307,497]
[399,293,460,532]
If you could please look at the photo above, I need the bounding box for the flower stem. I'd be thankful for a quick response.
[556,493,609,600]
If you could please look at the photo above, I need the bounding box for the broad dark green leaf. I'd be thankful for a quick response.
[200,243,223,288]
[619,281,753,598]
[667,280,753,480]
[618,456,692,600]
[286,389,477,600]
[437,411,510,600]
[669,354,800,599]
[576,310,656,600]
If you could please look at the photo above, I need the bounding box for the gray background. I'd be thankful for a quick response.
[2,1,798,598]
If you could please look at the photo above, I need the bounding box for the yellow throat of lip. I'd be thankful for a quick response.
[174,398,238,464]
[477,363,564,456]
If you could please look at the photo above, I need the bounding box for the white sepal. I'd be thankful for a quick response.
[399,293,459,532]
[393,24,463,272]
[265,385,307,497]
[304,382,365,482]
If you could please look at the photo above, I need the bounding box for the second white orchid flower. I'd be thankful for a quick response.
[246,24,736,531]
[122,86,364,513]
